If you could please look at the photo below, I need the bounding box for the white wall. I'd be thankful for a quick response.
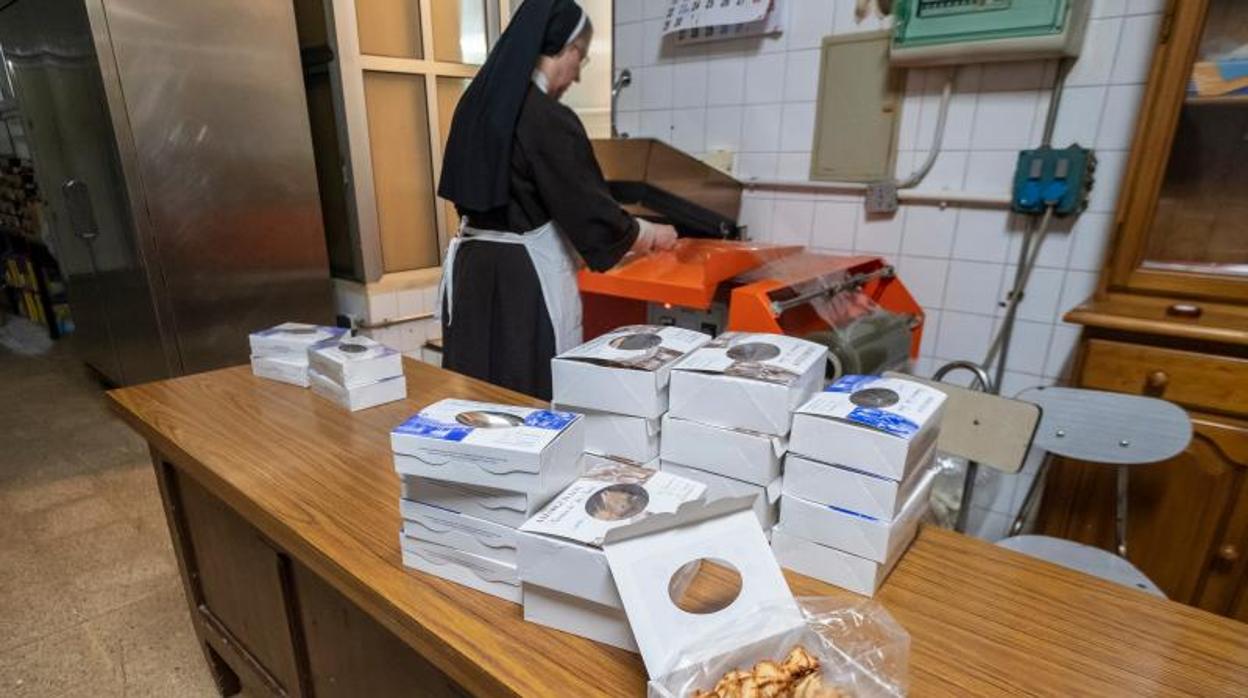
[614,0,1166,539]
[563,0,614,137]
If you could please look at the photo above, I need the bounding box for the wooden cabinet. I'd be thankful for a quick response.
[1037,0,1248,620]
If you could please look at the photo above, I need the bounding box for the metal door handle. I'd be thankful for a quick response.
[62,178,99,240]
[1216,544,1240,566]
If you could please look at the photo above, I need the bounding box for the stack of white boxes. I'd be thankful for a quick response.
[551,325,712,466]
[248,322,346,387]
[771,375,947,596]
[308,334,407,410]
[390,399,585,603]
[516,456,706,650]
[659,332,828,533]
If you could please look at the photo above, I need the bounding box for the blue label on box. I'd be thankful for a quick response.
[825,374,877,393]
[845,407,919,439]
[523,410,578,430]
[393,415,472,442]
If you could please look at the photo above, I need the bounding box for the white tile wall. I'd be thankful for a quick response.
[615,0,1163,535]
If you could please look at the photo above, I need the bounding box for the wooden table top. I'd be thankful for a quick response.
[108,360,1248,697]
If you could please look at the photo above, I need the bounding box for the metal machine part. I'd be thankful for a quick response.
[0,0,333,385]
[806,309,914,379]
[645,301,729,337]
[610,69,631,138]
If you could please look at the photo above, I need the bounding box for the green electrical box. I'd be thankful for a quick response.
[890,0,1091,67]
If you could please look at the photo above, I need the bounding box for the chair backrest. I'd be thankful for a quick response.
[1016,386,1191,465]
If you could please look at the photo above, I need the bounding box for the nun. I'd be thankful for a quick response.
[437,0,677,400]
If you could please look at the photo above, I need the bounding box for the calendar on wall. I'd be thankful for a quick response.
[663,0,786,45]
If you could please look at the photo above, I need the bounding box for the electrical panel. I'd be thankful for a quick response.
[1011,145,1096,216]
[890,0,1091,67]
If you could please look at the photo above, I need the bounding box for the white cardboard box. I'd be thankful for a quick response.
[668,332,827,436]
[251,355,310,387]
[553,403,660,464]
[399,535,521,603]
[782,440,937,521]
[400,500,518,565]
[778,463,937,563]
[391,399,584,496]
[522,584,637,652]
[249,322,346,359]
[602,498,804,679]
[308,334,403,388]
[517,462,707,609]
[770,523,912,596]
[660,461,781,530]
[660,415,785,486]
[551,325,712,419]
[400,477,548,529]
[789,374,946,480]
[310,370,406,411]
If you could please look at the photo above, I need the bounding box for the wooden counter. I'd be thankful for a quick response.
[108,360,1248,697]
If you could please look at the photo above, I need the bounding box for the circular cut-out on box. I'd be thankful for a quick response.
[338,342,369,354]
[455,411,525,428]
[610,332,663,351]
[850,387,900,408]
[727,342,781,362]
[281,327,319,335]
[668,558,743,615]
[585,483,649,521]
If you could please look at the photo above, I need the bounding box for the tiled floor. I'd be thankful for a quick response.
[0,318,222,697]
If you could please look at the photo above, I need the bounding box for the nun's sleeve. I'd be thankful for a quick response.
[524,112,639,272]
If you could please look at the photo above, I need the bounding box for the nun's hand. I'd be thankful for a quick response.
[651,224,678,251]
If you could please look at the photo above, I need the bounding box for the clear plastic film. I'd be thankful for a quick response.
[648,597,910,698]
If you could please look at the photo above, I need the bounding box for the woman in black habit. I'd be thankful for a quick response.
[437,0,677,401]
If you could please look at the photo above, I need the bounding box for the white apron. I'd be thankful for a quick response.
[436,220,583,354]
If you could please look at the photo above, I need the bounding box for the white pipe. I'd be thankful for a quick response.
[742,178,1012,208]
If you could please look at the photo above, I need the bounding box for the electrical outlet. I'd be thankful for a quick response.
[1011,145,1096,216]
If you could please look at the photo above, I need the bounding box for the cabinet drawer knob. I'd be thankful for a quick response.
[1145,370,1169,392]
[1217,544,1240,565]
[1166,303,1202,318]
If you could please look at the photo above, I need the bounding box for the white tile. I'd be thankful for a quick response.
[614,22,644,70]
[966,507,1010,542]
[777,152,813,180]
[1059,270,1099,317]
[1066,18,1123,87]
[1013,266,1066,323]
[672,61,709,109]
[897,73,926,152]
[812,201,858,250]
[943,260,1004,316]
[759,18,790,54]
[1110,13,1161,84]
[1005,215,1075,270]
[977,469,1019,517]
[943,67,982,151]
[916,150,969,190]
[901,206,957,258]
[771,199,816,246]
[1124,0,1165,14]
[333,282,367,320]
[980,61,1048,92]
[741,104,783,152]
[914,356,937,379]
[744,52,787,104]
[1052,86,1108,147]
[1096,84,1145,149]
[615,110,641,139]
[783,49,821,103]
[788,0,837,49]
[643,0,669,21]
[1068,212,1114,272]
[639,64,674,110]
[1093,0,1127,18]
[779,102,816,152]
[936,311,994,365]
[1002,320,1053,376]
[706,56,746,106]
[899,256,950,311]
[738,197,775,241]
[737,152,779,179]
[704,106,743,152]
[638,110,673,141]
[616,72,641,111]
[972,91,1041,150]
[642,18,667,65]
[1087,150,1127,212]
[615,0,643,24]
[963,151,1019,194]
[1045,323,1083,380]
[672,108,706,153]
[396,288,425,317]
[366,290,398,324]
[999,371,1044,400]
[952,209,1013,263]
[919,310,941,357]
[855,209,905,256]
